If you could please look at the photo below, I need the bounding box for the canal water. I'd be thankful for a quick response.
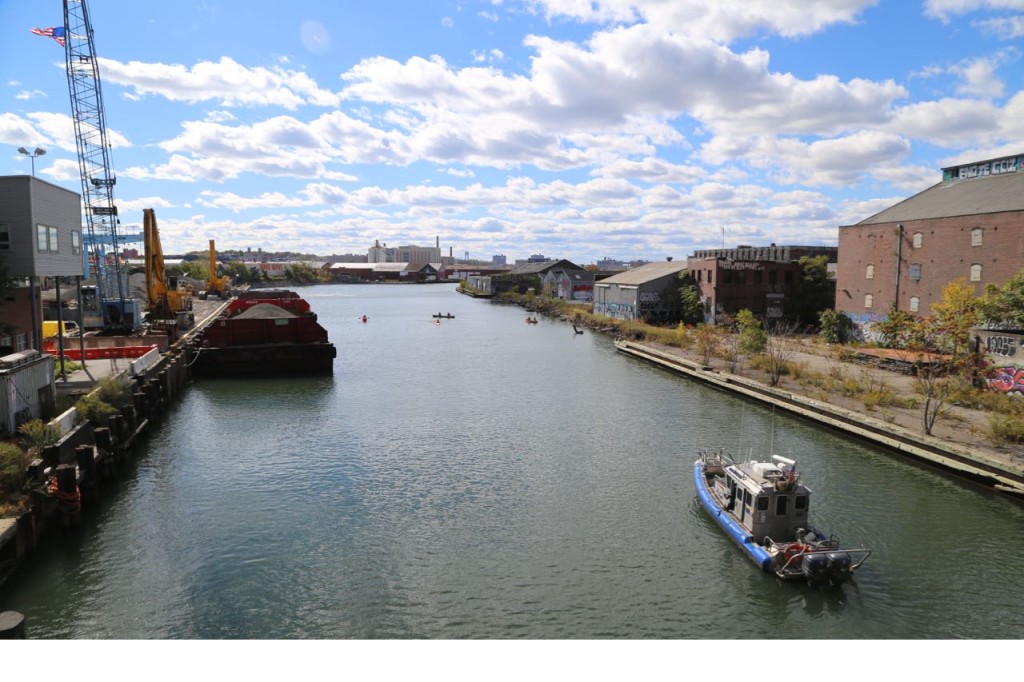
[3,283,1024,639]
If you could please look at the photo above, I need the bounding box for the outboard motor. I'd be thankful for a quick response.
[826,552,852,585]
[801,553,829,585]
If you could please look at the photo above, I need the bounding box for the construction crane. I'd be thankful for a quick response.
[200,239,232,300]
[63,0,140,332]
[143,208,193,330]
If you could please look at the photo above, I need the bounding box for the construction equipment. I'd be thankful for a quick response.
[143,208,193,329]
[200,239,232,300]
[62,0,140,332]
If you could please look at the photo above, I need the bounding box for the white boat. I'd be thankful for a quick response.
[694,448,871,585]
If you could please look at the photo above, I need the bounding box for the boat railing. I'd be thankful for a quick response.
[771,542,872,573]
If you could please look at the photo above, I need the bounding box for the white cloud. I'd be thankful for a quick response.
[924,0,1024,22]
[973,14,1024,37]
[951,56,1006,97]
[526,0,879,42]
[97,56,342,109]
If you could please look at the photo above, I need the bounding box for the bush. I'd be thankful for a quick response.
[819,309,854,344]
[736,310,767,355]
[75,393,118,426]
[0,442,29,493]
[95,376,132,408]
[987,413,1024,447]
[17,419,61,451]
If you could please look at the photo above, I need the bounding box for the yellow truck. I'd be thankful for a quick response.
[41,320,80,338]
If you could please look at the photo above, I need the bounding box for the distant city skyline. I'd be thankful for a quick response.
[3,1,1023,263]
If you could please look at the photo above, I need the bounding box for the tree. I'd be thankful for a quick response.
[790,255,834,328]
[978,269,1024,328]
[818,309,854,344]
[669,271,704,325]
[871,306,926,350]
[693,324,722,365]
[736,309,767,355]
[929,278,980,362]
[763,320,800,386]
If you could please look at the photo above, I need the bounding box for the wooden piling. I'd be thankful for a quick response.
[54,464,80,528]
[0,611,26,639]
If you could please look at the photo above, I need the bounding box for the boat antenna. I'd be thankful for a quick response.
[769,404,776,456]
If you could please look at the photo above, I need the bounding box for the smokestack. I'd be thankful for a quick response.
[436,235,439,249]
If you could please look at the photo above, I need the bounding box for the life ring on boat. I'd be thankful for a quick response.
[783,543,807,562]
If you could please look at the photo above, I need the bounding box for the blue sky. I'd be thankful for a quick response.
[2,0,1023,263]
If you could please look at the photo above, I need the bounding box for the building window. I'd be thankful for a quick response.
[865,294,874,309]
[866,264,875,279]
[71,230,81,256]
[753,270,763,284]
[971,228,983,246]
[0,223,10,249]
[910,296,920,312]
[910,263,922,281]
[36,224,58,253]
[16,334,27,351]
[913,232,923,248]
[971,263,982,282]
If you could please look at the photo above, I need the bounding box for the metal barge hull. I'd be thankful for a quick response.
[191,343,336,377]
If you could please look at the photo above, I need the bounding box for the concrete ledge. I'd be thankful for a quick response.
[615,340,1024,497]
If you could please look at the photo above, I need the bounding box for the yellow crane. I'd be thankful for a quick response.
[201,239,232,300]
[143,208,193,329]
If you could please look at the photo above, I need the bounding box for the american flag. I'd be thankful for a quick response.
[30,26,65,47]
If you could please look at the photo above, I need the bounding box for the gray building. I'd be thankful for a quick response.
[593,260,687,321]
[0,176,83,354]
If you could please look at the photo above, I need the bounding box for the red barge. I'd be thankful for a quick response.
[191,290,336,377]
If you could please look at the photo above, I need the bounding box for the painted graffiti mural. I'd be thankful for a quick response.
[989,366,1024,395]
[979,330,1024,395]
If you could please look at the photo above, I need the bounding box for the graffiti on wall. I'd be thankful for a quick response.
[979,331,1024,395]
[989,366,1024,395]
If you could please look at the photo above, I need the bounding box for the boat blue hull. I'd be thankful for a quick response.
[694,460,773,572]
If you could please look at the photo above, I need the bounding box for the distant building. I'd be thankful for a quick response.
[328,262,439,283]
[687,244,837,323]
[593,260,687,322]
[493,259,583,294]
[492,255,506,266]
[836,153,1024,324]
[368,239,442,264]
[543,267,594,302]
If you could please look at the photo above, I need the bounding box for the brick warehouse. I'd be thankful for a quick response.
[687,245,837,323]
[836,153,1024,326]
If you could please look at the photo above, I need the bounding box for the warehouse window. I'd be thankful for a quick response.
[913,232,923,248]
[866,264,875,279]
[71,230,81,256]
[865,294,874,309]
[972,228,983,246]
[910,296,920,312]
[0,223,10,249]
[971,264,982,282]
[910,263,922,281]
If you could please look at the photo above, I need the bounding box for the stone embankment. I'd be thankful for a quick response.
[615,339,1024,498]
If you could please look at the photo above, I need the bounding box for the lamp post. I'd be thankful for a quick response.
[17,146,46,177]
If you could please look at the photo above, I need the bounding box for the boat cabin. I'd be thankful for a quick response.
[722,455,811,543]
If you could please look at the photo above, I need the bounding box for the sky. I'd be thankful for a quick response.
[2,0,1023,264]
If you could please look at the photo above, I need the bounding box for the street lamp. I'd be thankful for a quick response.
[17,146,46,177]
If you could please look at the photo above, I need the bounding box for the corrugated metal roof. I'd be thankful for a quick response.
[856,171,1024,225]
[594,261,685,286]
